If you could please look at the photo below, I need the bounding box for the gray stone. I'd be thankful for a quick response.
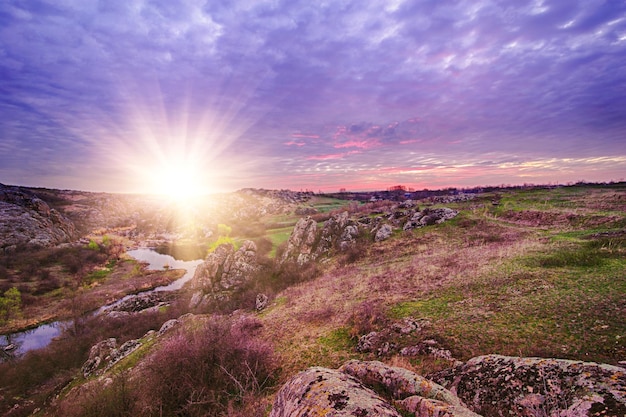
[375,224,393,242]
[270,361,480,417]
[429,354,626,417]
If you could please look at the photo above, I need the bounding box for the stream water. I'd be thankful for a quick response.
[0,248,204,359]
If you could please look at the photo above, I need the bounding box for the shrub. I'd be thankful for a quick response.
[347,299,388,339]
[137,316,276,416]
[208,236,235,253]
[0,287,21,324]
[58,371,137,417]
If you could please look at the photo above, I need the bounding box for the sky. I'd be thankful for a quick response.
[1,0,625,195]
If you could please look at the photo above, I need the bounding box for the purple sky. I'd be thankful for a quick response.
[1,0,625,194]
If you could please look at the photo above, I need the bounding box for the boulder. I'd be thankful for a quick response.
[280,216,318,265]
[315,211,353,255]
[270,360,480,417]
[375,224,393,242]
[102,291,175,314]
[404,207,458,231]
[429,354,626,417]
[255,293,269,311]
[269,366,402,417]
[158,318,180,335]
[189,240,261,308]
[81,337,143,378]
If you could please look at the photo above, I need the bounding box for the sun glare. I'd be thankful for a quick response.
[149,161,211,200]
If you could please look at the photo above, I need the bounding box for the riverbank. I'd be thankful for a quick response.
[0,258,185,336]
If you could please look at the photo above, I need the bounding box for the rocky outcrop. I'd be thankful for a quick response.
[0,184,76,252]
[270,360,480,417]
[280,212,362,265]
[315,211,359,254]
[101,291,176,314]
[403,207,459,231]
[280,217,319,265]
[374,223,393,242]
[188,240,260,308]
[81,337,142,378]
[429,355,626,417]
[281,207,460,263]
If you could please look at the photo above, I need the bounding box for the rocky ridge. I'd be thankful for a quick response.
[0,184,76,252]
[280,204,458,264]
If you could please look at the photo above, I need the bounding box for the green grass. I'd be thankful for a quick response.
[388,235,626,363]
[266,226,294,257]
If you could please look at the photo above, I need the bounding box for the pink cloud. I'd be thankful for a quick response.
[284,140,306,146]
[306,150,361,160]
[291,133,320,139]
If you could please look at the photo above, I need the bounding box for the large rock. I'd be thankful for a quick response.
[270,360,480,417]
[375,224,393,242]
[189,240,260,308]
[270,366,402,417]
[0,184,76,252]
[429,354,626,417]
[404,207,458,230]
[101,291,175,314]
[81,337,142,378]
[280,216,318,265]
[281,212,363,265]
[315,211,357,255]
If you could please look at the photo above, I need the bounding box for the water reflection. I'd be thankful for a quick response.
[1,247,205,359]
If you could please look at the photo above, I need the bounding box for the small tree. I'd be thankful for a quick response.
[0,287,22,325]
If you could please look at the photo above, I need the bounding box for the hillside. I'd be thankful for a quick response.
[0,183,625,416]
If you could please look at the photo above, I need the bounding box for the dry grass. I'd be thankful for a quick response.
[258,185,626,379]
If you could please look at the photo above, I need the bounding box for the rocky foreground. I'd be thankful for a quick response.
[270,357,626,416]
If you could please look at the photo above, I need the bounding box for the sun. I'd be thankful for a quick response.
[148,160,212,200]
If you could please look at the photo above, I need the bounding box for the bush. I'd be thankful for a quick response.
[347,300,388,339]
[137,316,276,416]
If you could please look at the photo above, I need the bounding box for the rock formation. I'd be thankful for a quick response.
[429,354,626,417]
[188,240,260,308]
[280,216,319,265]
[0,184,76,252]
[270,360,479,417]
[403,207,459,231]
[81,337,143,378]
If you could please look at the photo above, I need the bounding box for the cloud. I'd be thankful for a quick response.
[0,0,624,191]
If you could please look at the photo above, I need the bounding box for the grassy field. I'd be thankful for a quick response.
[260,184,626,376]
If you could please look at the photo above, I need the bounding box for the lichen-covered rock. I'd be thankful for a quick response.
[340,360,468,409]
[375,224,393,242]
[102,291,175,314]
[81,337,143,378]
[429,354,626,417]
[269,366,402,417]
[270,361,480,417]
[315,211,355,255]
[404,207,458,230]
[82,338,117,378]
[189,240,260,307]
[280,216,318,265]
[255,293,269,311]
[158,318,180,335]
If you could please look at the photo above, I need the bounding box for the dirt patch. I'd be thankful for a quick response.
[497,209,619,229]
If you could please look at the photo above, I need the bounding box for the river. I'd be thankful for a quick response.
[0,248,204,359]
